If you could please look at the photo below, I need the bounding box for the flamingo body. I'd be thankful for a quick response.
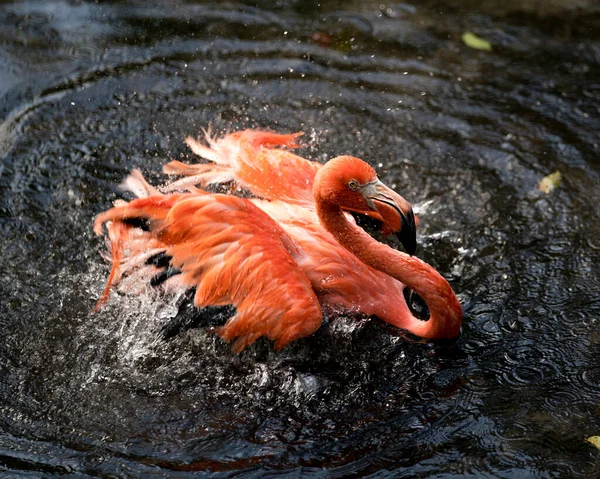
[253,200,410,322]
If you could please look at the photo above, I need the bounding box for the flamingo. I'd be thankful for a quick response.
[93,129,462,352]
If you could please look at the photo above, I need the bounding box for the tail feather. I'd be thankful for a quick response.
[163,160,214,176]
[119,169,160,198]
[241,130,302,149]
[93,194,184,310]
[185,136,227,165]
[161,168,234,193]
[94,220,128,311]
[93,195,180,236]
[173,129,315,205]
[184,130,302,167]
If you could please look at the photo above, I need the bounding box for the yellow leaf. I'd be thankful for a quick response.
[539,171,562,194]
[462,32,493,52]
[587,436,600,450]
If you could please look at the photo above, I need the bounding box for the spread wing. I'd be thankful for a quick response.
[164,129,321,206]
[95,193,322,352]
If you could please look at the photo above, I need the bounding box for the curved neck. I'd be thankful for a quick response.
[316,201,462,339]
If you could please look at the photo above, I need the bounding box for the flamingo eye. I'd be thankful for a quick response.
[348,179,359,191]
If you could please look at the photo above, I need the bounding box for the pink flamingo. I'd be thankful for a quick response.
[94,130,462,351]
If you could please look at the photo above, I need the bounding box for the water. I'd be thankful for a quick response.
[1,0,599,477]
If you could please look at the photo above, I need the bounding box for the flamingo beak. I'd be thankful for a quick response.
[396,208,417,256]
[362,180,417,255]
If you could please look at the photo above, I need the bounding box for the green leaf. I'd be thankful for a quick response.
[587,436,600,450]
[462,31,493,52]
[539,171,562,194]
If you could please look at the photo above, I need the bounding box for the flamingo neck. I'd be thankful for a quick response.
[316,201,462,339]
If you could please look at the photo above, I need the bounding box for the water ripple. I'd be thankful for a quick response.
[1,0,600,477]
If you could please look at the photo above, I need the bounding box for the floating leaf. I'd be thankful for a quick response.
[587,436,600,450]
[539,171,562,193]
[462,31,493,52]
[311,32,333,47]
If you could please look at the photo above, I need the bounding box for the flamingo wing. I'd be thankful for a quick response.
[94,193,322,352]
[164,129,321,206]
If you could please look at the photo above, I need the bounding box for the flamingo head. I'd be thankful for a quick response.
[314,155,417,255]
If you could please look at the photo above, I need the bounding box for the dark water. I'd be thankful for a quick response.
[1,0,599,477]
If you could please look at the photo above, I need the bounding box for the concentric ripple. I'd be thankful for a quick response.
[1,0,599,477]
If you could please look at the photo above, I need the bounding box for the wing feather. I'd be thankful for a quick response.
[164,130,321,206]
[103,193,324,351]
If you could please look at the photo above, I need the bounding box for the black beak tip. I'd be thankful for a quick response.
[396,209,417,255]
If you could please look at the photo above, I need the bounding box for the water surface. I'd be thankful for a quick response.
[1,0,599,477]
